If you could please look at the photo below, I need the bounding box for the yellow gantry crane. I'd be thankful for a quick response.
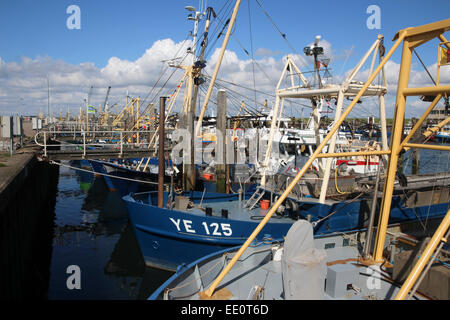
[111,96,140,128]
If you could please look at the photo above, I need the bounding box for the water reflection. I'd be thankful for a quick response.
[48,160,173,300]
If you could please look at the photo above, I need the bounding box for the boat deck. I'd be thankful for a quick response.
[131,191,295,225]
[163,238,424,300]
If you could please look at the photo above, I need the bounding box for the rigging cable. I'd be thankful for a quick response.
[254,0,299,55]
[247,0,258,107]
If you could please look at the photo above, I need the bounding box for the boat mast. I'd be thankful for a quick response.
[194,0,242,137]
[304,37,325,169]
[182,4,212,190]
[260,56,309,187]
[189,6,215,115]
[318,35,388,203]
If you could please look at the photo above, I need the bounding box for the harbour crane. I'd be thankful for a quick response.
[104,86,111,113]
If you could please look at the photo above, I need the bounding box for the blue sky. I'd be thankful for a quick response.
[1,0,448,66]
[0,0,449,116]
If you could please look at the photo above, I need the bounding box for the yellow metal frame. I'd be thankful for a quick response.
[437,40,450,85]
[112,97,140,128]
[201,18,450,298]
[374,20,450,262]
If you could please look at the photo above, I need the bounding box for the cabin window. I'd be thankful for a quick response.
[324,243,335,249]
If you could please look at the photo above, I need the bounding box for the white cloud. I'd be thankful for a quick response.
[0,39,192,115]
[1,36,448,119]
[255,47,282,57]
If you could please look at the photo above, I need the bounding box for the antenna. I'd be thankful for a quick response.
[314,35,321,46]
[304,36,324,88]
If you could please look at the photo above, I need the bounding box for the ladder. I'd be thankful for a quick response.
[244,187,266,210]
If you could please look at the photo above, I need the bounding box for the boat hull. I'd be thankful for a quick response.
[89,159,160,197]
[123,192,293,271]
[124,189,449,271]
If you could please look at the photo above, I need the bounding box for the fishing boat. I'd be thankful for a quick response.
[149,18,450,300]
[89,158,174,197]
[149,219,434,300]
[435,125,450,142]
[123,190,294,271]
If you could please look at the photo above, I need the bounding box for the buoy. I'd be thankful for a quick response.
[203,173,214,181]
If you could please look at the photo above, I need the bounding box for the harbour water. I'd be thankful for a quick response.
[47,161,172,300]
[45,146,449,300]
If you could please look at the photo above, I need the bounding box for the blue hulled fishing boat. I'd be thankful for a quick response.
[123,170,449,271]
[89,158,173,196]
[123,190,293,271]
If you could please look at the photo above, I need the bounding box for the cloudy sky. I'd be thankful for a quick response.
[0,0,449,118]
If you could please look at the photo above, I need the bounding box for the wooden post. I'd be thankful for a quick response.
[216,90,227,193]
[158,97,167,208]
[186,110,196,190]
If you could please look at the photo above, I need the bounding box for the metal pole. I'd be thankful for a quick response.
[158,97,167,208]
[120,132,123,156]
[319,89,345,203]
[378,94,389,163]
[401,94,442,150]
[85,99,89,134]
[83,130,86,158]
[363,157,383,259]
[260,95,281,187]
[43,131,47,157]
[9,117,13,157]
[403,143,450,151]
